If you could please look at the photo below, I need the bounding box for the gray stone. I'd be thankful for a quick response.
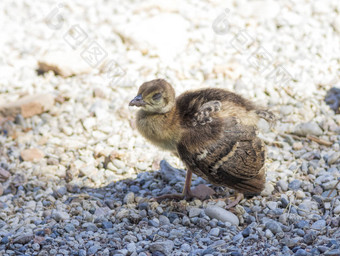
[327,152,340,165]
[298,201,316,216]
[148,218,160,227]
[32,243,40,251]
[288,180,302,190]
[52,210,70,222]
[78,249,86,256]
[64,223,75,232]
[242,227,251,237]
[282,237,300,248]
[303,231,316,245]
[159,160,185,183]
[189,207,202,218]
[295,220,309,229]
[150,240,174,255]
[159,215,170,226]
[267,201,278,210]
[277,180,288,191]
[102,221,113,229]
[322,180,338,190]
[334,205,340,214]
[12,233,33,244]
[182,216,190,226]
[318,246,328,253]
[116,209,130,219]
[295,249,307,256]
[94,207,110,219]
[181,243,191,252]
[325,249,340,256]
[322,190,337,198]
[232,233,244,243]
[311,219,326,230]
[88,245,101,255]
[265,221,283,234]
[279,213,288,224]
[127,242,136,253]
[82,222,98,232]
[124,192,135,204]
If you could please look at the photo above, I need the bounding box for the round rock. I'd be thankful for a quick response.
[150,240,174,255]
[204,206,239,226]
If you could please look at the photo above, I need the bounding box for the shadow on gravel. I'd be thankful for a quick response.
[325,87,340,113]
[71,160,225,210]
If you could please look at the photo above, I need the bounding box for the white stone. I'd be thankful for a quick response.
[293,122,323,137]
[296,190,305,199]
[83,118,96,131]
[107,162,118,172]
[136,162,149,171]
[205,206,239,226]
[312,1,330,14]
[114,14,189,60]
[334,16,340,33]
[265,229,273,239]
[62,126,73,136]
[241,0,280,20]
[261,183,274,196]
[113,159,125,169]
[38,51,92,77]
[334,205,340,214]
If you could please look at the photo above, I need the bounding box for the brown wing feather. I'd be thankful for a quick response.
[175,87,267,194]
[177,114,266,194]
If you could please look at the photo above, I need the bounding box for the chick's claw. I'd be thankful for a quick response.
[225,193,244,209]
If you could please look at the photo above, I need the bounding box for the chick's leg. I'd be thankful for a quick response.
[182,170,216,200]
[154,169,215,202]
[154,170,193,202]
[182,169,193,197]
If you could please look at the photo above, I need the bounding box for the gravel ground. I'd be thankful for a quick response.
[0,0,340,255]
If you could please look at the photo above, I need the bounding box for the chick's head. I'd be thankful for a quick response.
[129,79,175,113]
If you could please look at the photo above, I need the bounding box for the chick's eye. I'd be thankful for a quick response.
[152,93,162,101]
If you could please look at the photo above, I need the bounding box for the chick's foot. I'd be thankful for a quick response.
[225,193,244,209]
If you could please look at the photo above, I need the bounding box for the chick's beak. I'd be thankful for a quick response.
[129,94,146,107]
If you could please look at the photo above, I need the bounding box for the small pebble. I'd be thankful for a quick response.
[265,221,283,234]
[295,249,307,256]
[311,220,326,230]
[288,180,302,190]
[209,227,220,237]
